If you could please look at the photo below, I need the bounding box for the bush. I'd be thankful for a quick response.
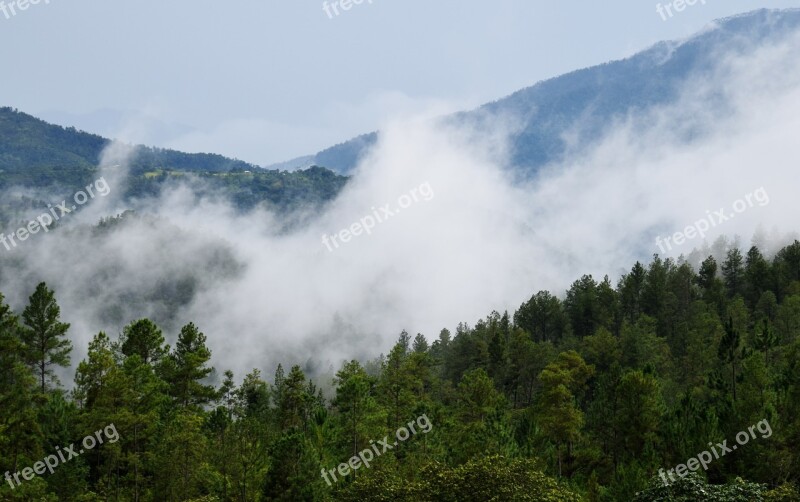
[633,473,767,502]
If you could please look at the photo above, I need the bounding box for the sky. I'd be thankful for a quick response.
[3,0,800,166]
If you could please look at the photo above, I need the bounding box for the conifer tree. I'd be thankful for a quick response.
[20,282,71,393]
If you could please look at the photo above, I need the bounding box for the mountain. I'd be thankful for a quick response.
[0,107,348,218]
[0,107,259,181]
[270,8,800,174]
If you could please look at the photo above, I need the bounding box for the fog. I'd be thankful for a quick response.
[3,27,800,383]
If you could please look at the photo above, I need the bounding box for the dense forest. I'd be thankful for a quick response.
[3,240,800,501]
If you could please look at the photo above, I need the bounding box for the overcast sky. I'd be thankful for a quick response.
[3,0,799,166]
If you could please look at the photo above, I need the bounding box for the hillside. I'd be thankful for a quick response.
[0,107,260,181]
[272,8,800,174]
[0,107,349,219]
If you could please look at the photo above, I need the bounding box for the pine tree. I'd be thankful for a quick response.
[744,246,771,308]
[0,293,42,480]
[120,318,167,365]
[161,322,215,409]
[614,369,663,458]
[619,262,647,323]
[412,333,429,354]
[334,360,382,460]
[279,365,309,431]
[231,369,271,501]
[697,256,726,314]
[722,248,746,299]
[565,276,601,339]
[774,240,800,296]
[537,351,594,476]
[754,320,777,370]
[154,411,208,500]
[20,282,72,393]
[515,291,567,343]
[122,359,168,500]
[379,341,418,432]
[718,316,748,403]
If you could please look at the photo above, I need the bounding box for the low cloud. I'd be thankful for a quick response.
[3,27,800,382]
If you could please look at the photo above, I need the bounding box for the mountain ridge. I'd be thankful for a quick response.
[0,106,260,180]
[269,7,800,174]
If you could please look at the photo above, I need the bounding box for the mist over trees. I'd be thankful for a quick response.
[2,239,800,500]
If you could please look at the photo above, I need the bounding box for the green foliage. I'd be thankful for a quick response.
[20,282,72,393]
[0,108,349,223]
[119,318,167,365]
[0,293,43,491]
[765,483,800,501]
[162,322,216,410]
[337,456,583,501]
[4,241,800,500]
[537,351,594,476]
[633,473,767,501]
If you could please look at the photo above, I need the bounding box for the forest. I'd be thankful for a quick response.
[0,107,349,223]
[2,239,800,501]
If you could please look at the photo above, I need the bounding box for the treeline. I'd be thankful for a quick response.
[3,241,800,500]
[0,166,348,232]
[124,166,348,213]
[0,107,255,180]
[0,107,350,217]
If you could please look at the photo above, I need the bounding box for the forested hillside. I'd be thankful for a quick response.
[0,107,256,179]
[2,238,800,501]
[0,107,349,219]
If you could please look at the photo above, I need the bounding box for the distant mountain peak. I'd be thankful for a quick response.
[268,7,800,175]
